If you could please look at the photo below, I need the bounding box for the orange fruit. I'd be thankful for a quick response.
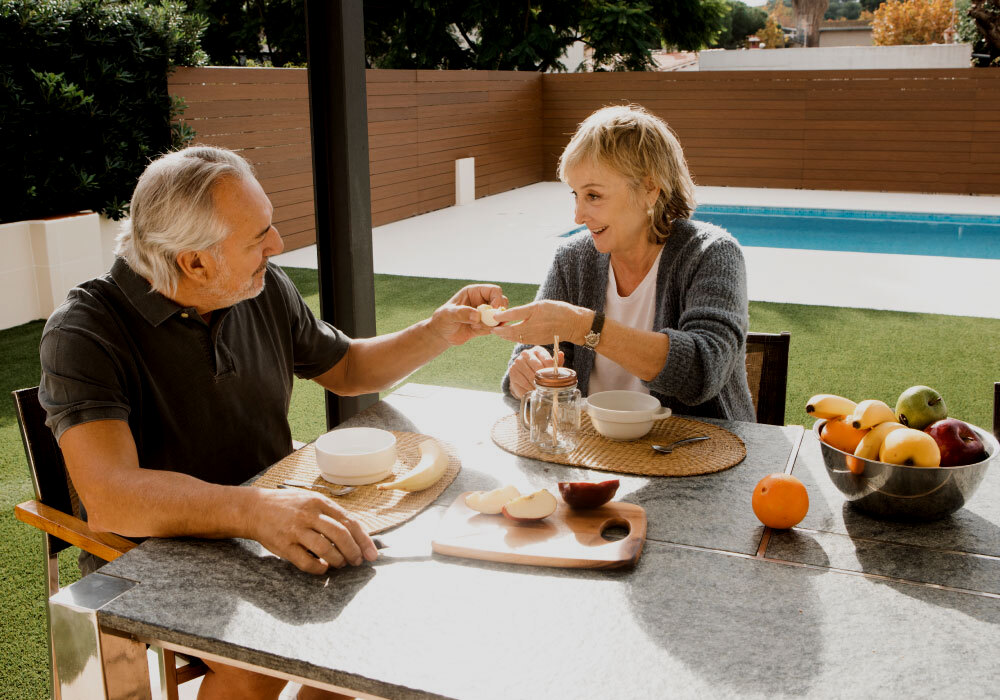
[820,417,869,454]
[752,473,809,529]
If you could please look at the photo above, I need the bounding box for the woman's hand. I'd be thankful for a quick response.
[508,345,566,399]
[491,300,592,347]
[430,284,508,347]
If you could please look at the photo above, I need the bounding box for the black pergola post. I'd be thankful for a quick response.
[304,0,377,429]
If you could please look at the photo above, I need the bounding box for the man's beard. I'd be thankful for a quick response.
[212,258,267,308]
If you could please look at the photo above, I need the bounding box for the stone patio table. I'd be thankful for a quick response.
[50,384,1000,698]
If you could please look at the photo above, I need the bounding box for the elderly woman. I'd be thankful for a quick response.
[493,105,754,422]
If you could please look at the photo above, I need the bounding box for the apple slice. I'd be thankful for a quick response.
[501,489,557,522]
[558,480,619,510]
[465,485,521,514]
[476,303,506,327]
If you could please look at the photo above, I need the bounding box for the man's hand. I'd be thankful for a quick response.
[248,488,378,574]
[508,345,565,399]
[429,284,508,347]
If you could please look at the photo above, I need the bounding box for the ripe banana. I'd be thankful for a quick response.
[377,439,448,492]
[853,421,905,461]
[806,394,856,419]
[847,399,897,430]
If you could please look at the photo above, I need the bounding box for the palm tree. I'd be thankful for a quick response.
[792,0,830,46]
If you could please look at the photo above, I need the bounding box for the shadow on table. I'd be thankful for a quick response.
[627,542,826,696]
[105,537,376,632]
[842,503,1000,620]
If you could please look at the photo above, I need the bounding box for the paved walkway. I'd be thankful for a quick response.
[272,184,1000,319]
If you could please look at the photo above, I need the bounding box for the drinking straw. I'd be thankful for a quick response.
[552,335,559,444]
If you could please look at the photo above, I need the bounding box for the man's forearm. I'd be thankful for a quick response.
[317,318,450,396]
[85,469,259,539]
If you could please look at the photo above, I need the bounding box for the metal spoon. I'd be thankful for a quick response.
[651,436,710,454]
[278,480,355,496]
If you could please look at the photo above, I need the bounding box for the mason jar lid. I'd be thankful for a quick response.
[533,366,577,388]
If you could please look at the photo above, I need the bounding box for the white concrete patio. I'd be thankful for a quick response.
[272,183,1000,319]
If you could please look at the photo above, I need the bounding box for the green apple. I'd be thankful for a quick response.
[895,385,948,430]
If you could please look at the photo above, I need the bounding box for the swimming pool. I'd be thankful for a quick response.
[562,206,1000,260]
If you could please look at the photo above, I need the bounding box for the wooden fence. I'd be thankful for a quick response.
[169,67,543,251]
[170,67,1000,252]
[543,69,1000,195]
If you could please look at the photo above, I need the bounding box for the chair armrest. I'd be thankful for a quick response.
[15,500,136,562]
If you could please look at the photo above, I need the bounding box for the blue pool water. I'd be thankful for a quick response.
[562,206,1000,260]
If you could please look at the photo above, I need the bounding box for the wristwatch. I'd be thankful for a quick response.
[583,311,605,350]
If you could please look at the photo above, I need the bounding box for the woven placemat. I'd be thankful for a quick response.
[491,413,745,477]
[254,432,460,534]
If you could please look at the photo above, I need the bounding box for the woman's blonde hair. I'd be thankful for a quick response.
[557,104,696,244]
[114,146,255,296]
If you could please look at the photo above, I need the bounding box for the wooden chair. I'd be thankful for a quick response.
[12,387,206,700]
[745,331,791,426]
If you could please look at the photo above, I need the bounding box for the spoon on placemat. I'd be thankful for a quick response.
[651,436,710,454]
[278,480,355,496]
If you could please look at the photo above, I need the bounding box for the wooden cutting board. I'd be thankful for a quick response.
[431,492,647,569]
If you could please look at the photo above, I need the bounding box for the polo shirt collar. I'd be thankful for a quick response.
[111,257,187,327]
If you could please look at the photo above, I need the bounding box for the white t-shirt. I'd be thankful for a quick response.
[588,248,663,396]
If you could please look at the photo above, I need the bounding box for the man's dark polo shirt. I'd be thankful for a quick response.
[39,257,349,486]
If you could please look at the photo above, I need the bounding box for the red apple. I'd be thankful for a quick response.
[557,480,619,509]
[924,418,988,467]
[501,489,557,522]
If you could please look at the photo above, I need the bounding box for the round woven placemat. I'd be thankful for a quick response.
[253,432,460,534]
[491,413,745,477]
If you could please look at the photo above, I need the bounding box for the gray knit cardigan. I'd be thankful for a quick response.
[501,218,756,422]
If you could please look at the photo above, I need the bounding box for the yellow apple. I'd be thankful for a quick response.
[878,428,941,468]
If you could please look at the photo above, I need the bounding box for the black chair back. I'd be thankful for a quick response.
[993,382,999,441]
[13,387,76,555]
[745,331,791,426]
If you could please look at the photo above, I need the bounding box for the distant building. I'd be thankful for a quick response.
[819,19,874,47]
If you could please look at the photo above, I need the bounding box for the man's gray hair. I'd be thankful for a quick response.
[115,146,256,296]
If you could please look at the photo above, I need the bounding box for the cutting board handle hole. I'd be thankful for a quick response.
[600,519,631,542]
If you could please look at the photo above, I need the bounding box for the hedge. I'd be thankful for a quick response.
[0,0,206,223]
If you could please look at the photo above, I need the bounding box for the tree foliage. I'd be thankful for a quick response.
[825,0,864,18]
[871,0,955,45]
[966,0,1000,64]
[0,0,206,222]
[711,0,768,48]
[759,15,790,45]
[191,0,727,72]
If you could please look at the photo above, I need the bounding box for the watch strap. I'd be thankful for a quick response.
[584,311,605,349]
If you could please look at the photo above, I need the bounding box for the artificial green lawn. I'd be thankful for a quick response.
[2,270,998,699]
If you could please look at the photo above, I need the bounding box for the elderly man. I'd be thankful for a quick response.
[38,146,506,699]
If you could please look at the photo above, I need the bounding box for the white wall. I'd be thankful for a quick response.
[0,212,118,330]
[699,43,972,70]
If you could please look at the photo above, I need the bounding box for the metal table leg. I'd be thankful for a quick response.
[49,573,150,700]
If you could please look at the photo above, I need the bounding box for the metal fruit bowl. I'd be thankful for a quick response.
[815,419,997,521]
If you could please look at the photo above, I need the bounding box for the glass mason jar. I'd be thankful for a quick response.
[519,366,582,454]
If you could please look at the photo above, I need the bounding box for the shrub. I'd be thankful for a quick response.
[0,0,207,223]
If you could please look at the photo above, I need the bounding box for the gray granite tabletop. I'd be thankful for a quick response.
[97,384,1000,699]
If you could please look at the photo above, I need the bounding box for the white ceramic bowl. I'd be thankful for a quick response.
[314,427,397,485]
[585,390,672,441]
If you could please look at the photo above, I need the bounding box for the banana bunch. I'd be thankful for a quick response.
[805,394,906,463]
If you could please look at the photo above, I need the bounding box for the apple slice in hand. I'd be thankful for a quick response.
[465,485,521,514]
[501,489,558,522]
[558,480,619,509]
[476,304,506,327]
